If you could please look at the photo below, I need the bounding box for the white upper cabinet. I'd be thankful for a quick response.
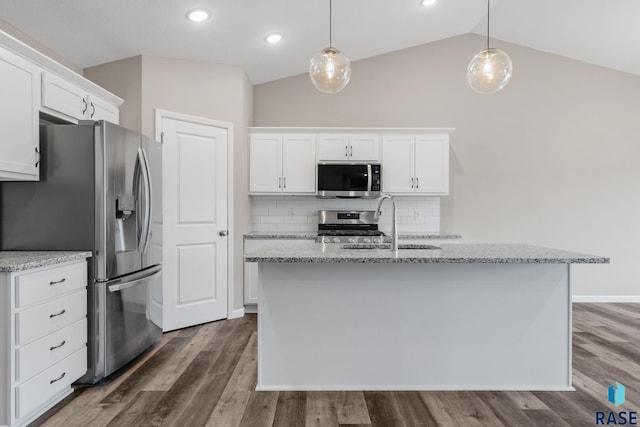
[249,134,316,194]
[0,46,40,181]
[317,134,379,161]
[41,71,119,124]
[0,30,123,181]
[382,133,449,195]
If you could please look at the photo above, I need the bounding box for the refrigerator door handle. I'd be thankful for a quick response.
[136,147,152,254]
[107,265,161,293]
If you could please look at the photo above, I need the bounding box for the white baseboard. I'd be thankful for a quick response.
[244,304,257,314]
[572,295,640,303]
[228,307,245,319]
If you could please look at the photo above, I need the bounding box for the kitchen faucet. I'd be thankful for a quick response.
[373,194,398,252]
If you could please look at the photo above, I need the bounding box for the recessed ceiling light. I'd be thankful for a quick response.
[187,9,210,22]
[265,34,283,44]
[420,0,437,5]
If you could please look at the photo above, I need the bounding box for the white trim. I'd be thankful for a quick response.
[229,308,245,319]
[572,295,640,303]
[154,109,236,321]
[255,385,576,392]
[244,304,258,314]
[249,126,455,134]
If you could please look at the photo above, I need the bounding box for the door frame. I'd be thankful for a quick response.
[154,109,238,321]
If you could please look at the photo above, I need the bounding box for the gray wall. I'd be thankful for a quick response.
[254,34,640,297]
[86,56,252,311]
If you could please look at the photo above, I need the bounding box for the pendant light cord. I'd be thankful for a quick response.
[486,0,490,51]
[329,0,333,48]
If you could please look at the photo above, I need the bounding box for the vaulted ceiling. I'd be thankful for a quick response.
[1,0,638,84]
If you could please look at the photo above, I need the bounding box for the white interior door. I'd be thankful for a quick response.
[160,116,229,331]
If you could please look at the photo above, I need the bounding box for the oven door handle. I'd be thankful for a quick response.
[367,164,372,192]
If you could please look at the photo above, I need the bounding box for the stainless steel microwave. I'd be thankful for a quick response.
[317,163,381,198]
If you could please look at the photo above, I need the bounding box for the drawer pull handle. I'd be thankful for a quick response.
[49,278,66,286]
[50,372,66,384]
[49,309,66,319]
[50,340,66,351]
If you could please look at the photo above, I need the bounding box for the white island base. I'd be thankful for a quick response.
[257,262,572,391]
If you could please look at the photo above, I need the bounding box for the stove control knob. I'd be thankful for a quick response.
[364,237,372,243]
[333,237,341,243]
[348,237,358,243]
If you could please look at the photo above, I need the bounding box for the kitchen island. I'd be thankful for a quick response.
[245,243,608,391]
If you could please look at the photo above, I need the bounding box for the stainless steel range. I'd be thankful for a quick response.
[317,210,389,243]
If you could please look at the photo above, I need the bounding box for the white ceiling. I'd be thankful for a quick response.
[0,0,638,84]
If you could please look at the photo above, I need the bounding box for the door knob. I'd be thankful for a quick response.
[219,230,228,236]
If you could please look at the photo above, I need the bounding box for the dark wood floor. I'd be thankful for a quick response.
[33,303,640,427]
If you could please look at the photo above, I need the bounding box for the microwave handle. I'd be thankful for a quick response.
[367,164,372,192]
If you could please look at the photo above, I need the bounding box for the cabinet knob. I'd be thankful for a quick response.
[416,177,419,189]
[219,230,228,236]
[278,177,282,188]
[283,177,286,188]
[345,145,348,157]
[350,146,353,157]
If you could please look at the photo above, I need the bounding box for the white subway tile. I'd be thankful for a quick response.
[250,208,269,216]
[276,223,301,231]
[261,216,284,224]
[299,200,322,208]
[415,224,440,232]
[276,200,301,208]
[251,199,277,208]
[307,216,319,224]
[268,208,292,216]
[298,224,317,232]
[284,216,308,224]
[252,223,277,231]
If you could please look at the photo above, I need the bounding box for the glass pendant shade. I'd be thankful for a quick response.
[309,47,351,93]
[467,48,512,94]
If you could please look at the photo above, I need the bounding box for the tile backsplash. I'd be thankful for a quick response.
[250,196,440,233]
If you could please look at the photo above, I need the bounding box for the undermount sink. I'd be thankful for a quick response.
[341,243,441,250]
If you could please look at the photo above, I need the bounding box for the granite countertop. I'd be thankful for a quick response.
[244,232,462,240]
[0,251,92,272]
[245,243,609,264]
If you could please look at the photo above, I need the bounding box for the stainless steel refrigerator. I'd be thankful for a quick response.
[0,120,163,383]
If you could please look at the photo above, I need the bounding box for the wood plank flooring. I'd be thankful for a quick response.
[32,303,640,427]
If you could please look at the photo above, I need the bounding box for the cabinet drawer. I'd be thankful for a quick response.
[16,347,86,419]
[16,290,86,345]
[15,261,87,308]
[16,319,87,382]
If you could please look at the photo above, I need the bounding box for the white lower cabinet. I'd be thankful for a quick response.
[0,260,88,427]
[244,238,315,306]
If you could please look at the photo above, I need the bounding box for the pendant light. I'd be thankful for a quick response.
[467,0,512,94]
[309,0,351,93]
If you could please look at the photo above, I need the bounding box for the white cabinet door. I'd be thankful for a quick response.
[0,47,39,181]
[41,71,87,120]
[249,135,283,193]
[318,134,380,161]
[317,134,349,161]
[382,135,415,193]
[87,94,119,124]
[415,135,449,195]
[42,72,120,124]
[348,134,380,161]
[282,134,316,193]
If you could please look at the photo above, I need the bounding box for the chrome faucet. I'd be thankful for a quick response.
[373,194,398,252]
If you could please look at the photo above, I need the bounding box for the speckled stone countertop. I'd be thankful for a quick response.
[244,232,462,240]
[0,251,92,272]
[245,243,609,264]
